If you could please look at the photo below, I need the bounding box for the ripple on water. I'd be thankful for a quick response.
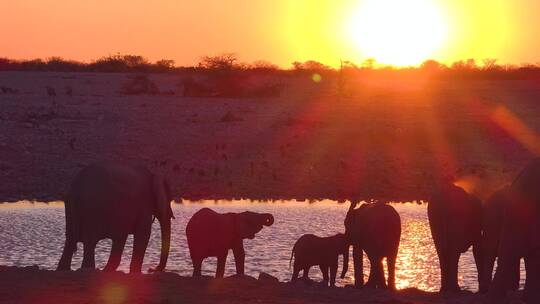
[0,202,526,291]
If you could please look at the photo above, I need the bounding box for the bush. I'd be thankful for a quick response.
[198,53,239,70]
[120,75,159,95]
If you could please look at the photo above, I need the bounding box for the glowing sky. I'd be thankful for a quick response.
[1,0,539,67]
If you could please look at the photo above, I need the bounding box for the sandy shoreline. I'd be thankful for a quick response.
[0,266,490,304]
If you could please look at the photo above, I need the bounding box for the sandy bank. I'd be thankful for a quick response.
[0,266,489,304]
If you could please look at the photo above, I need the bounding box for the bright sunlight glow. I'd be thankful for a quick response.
[347,0,449,66]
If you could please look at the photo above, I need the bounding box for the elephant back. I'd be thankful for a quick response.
[186,208,237,258]
[482,186,509,238]
[68,162,155,236]
[512,158,540,205]
[429,184,482,253]
[350,203,401,252]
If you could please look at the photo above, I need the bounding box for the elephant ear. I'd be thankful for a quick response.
[152,175,174,220]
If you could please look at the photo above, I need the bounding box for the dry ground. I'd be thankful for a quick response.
[0,266,491,304]
[1,71,540,202]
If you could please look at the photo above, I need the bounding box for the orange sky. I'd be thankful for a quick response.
[1,0,540,67]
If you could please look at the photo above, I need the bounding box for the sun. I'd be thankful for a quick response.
[347,0,449,66]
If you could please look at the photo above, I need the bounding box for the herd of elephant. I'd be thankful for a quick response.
[55,159,540,303]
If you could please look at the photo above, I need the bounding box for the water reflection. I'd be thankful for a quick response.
[0,201,525,291]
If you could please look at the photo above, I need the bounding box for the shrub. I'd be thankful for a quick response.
[198,53,239,70]
[120,75,159,95]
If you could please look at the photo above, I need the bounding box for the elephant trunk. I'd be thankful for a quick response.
[151,217,171,272]
[261,213,274,226]
[341,244,350,279]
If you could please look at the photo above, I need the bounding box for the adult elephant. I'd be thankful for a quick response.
[56,162,174,273]
[479,186,520,293]
[186,208,274,278]
[344,202,401,289]
[428,183,483,293]
[489,158,540,303]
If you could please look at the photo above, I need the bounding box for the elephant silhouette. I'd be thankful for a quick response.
[479,186,520,293]
[56,162,174,273]
[428,183,482,293]
[344,202,401,289]
[186,208,274,278]
[489,158,540,303]
[290,233,349,286]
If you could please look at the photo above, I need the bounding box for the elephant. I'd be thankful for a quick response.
[344,202,401,289]
[289,233,349,286]
[428,183,483,293]
[56,162,174,273]
[489,158,540,303]
[479,186,520,293]
[185,208,274,278]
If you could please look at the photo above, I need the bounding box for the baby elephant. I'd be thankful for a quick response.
[290,233,349,286]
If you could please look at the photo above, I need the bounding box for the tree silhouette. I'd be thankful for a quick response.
[198,53,238,70]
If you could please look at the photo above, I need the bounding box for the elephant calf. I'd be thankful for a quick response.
[290,233,349,287]
[186,208,274,278]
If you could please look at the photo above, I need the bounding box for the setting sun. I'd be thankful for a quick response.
[347,0,448,66]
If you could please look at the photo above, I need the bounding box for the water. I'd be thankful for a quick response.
[0,201,524,291]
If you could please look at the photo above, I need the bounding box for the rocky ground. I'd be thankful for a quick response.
[1,71,540,203]
[0,266,496,304]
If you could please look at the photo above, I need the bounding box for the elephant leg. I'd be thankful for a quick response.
[292,263,301,282]
[509,258,521,291]
[435,246,450,292]
[438,250,459,293]
[473,242,485,292]
[480,253,497,293]
[375,258,386,289]
[103,236,127,272]
[57,239,77,271]
[302,266,310,280]
[216,251,228,278]
[387,254,397,290]
[524,255,540,303]
[488,222,529,302]
[353,245,364,287]
[445,252,460,292]
[329,260,338,287]
[81,239,97,270]
[365,255,379,288]
[192,257,203,277]
[490,250,521,300]
[320,264,329,285]
[130,225,151,274]
[232,242,245,275]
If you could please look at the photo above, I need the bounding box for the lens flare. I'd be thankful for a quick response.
[100,282,127,304]
[491,105,540,155]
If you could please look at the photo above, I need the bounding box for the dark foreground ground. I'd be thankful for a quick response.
[0,266,501,304]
